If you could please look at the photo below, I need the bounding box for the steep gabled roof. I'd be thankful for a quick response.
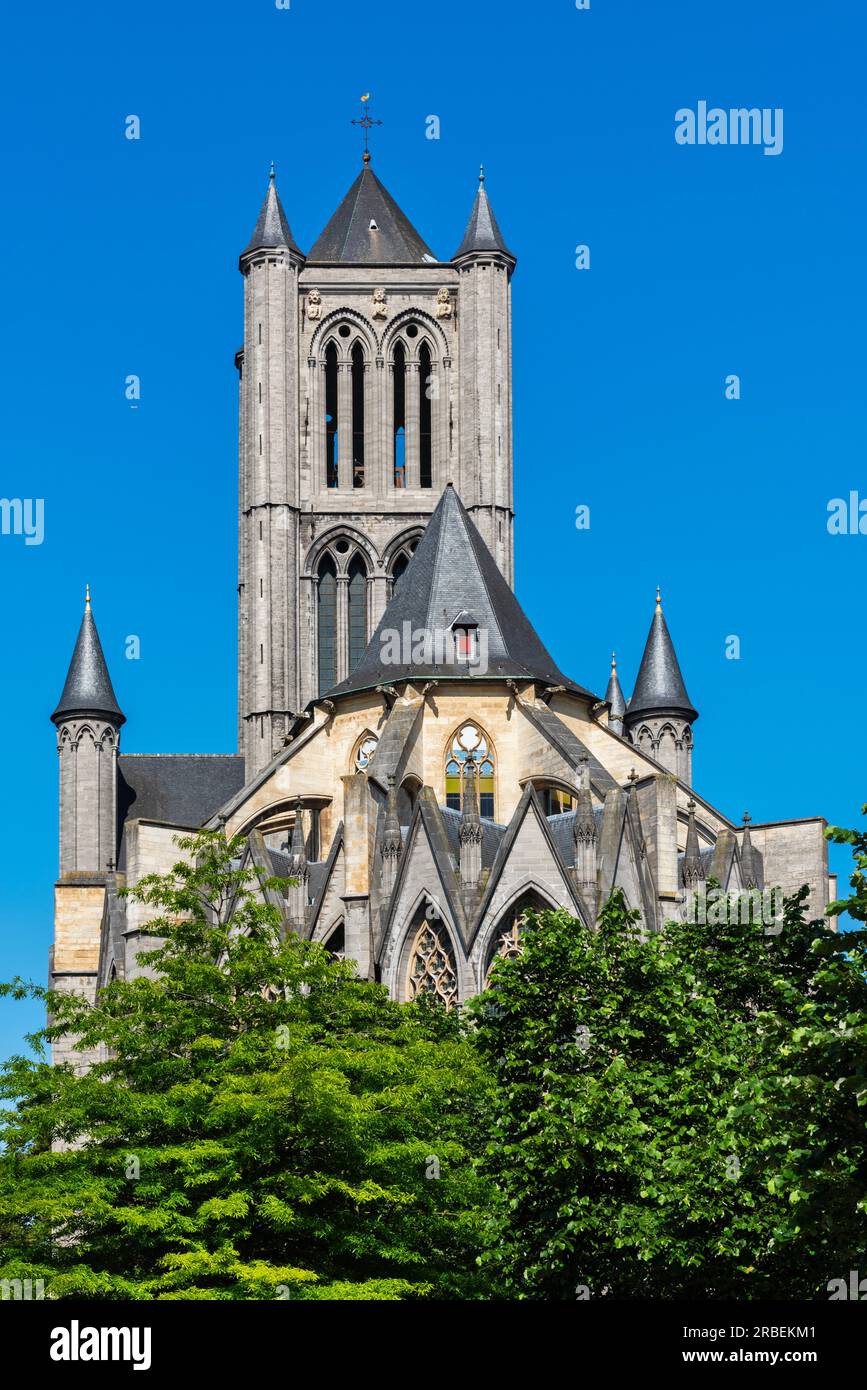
[627,592,698,723]
[307,164,437,265]
[453,168,515,263]
[241,168,304,260]
[327,485,597,699]
[51,591,125,726]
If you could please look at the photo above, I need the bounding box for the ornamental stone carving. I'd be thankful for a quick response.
[435,286,452,319]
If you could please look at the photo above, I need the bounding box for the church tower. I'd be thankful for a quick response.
[236,132,517,776]
[51,587,124,877]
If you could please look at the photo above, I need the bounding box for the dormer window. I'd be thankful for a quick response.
[451,612,479,664]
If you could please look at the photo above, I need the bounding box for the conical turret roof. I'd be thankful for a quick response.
[627,590,697,723]
[241,167,304,260]
[605,654,627,721]
[453,168,515,263]
[51,589,125,726]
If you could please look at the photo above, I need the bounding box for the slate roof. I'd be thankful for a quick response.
[241,171,304,260]
[51,596,125,726]
[605,657,627,721]
[453,172,515,262]
[117,755,246,831]
[307,164,437,265]
[627,600,698,722]
[327,485,597,699]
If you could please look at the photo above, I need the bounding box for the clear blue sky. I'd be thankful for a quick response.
[1,0,865,1063]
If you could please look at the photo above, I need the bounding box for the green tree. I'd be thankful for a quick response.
[471,863,867,1299]
[0,832,492,1300]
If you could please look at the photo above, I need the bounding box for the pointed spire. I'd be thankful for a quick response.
[573,756,598,913]
[605,652,627,735]
[681,800,706,888]
[627,589,698,723]
[453,168,516,264]
[51,588,125,727]
[290,800,308,871]
[380,777,402,896]
[241,166,304,262]
[740,811,758,890]
[308,165,436,264]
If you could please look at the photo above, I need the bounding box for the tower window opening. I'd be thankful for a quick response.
[260,644,264,665]
[260,578,263,597]
[258,323,262,345]
[259,520,263,540]
[317,554,337,695]
[351,342,365,488]
[419,342,432,489]
[347,554,368,674]
[258,381,262,402]
[259,434,262,455]
[325,342,338,488]
[393,342,406,488]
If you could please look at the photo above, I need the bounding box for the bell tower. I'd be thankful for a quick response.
[237,121,517,776]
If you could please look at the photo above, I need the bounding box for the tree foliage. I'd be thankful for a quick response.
[0,833,492,1300]
[470,874,867,1299]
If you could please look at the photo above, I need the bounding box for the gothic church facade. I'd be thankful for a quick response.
[48,148,833,1062]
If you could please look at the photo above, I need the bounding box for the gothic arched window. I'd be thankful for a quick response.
[347,554,368,673]
[393,342,406,488]
[419,342,432,489]
[351,342,365,488]
[317,554,337,694]
[445,722,495,819]
[483,890,549,987]
[325,343,338,488]
[389,539,418,597]
[407,915,458,1010]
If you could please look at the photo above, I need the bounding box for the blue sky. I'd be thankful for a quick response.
[1,0,864,1063]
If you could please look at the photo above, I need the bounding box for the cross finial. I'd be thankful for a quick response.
[742,810,752,826]
[479,163,485,185]
[85,583,91,609]
[611,651,617,671]
[269,160,275,183]
[352,93,382,164]
[655,585,662,612]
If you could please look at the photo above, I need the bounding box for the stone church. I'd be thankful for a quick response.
[48,145,833,1057]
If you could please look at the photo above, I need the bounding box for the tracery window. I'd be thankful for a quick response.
[407,918,458,1010]
[483,892,549,987]
[445,722,495,819]
[353,734,378,772]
